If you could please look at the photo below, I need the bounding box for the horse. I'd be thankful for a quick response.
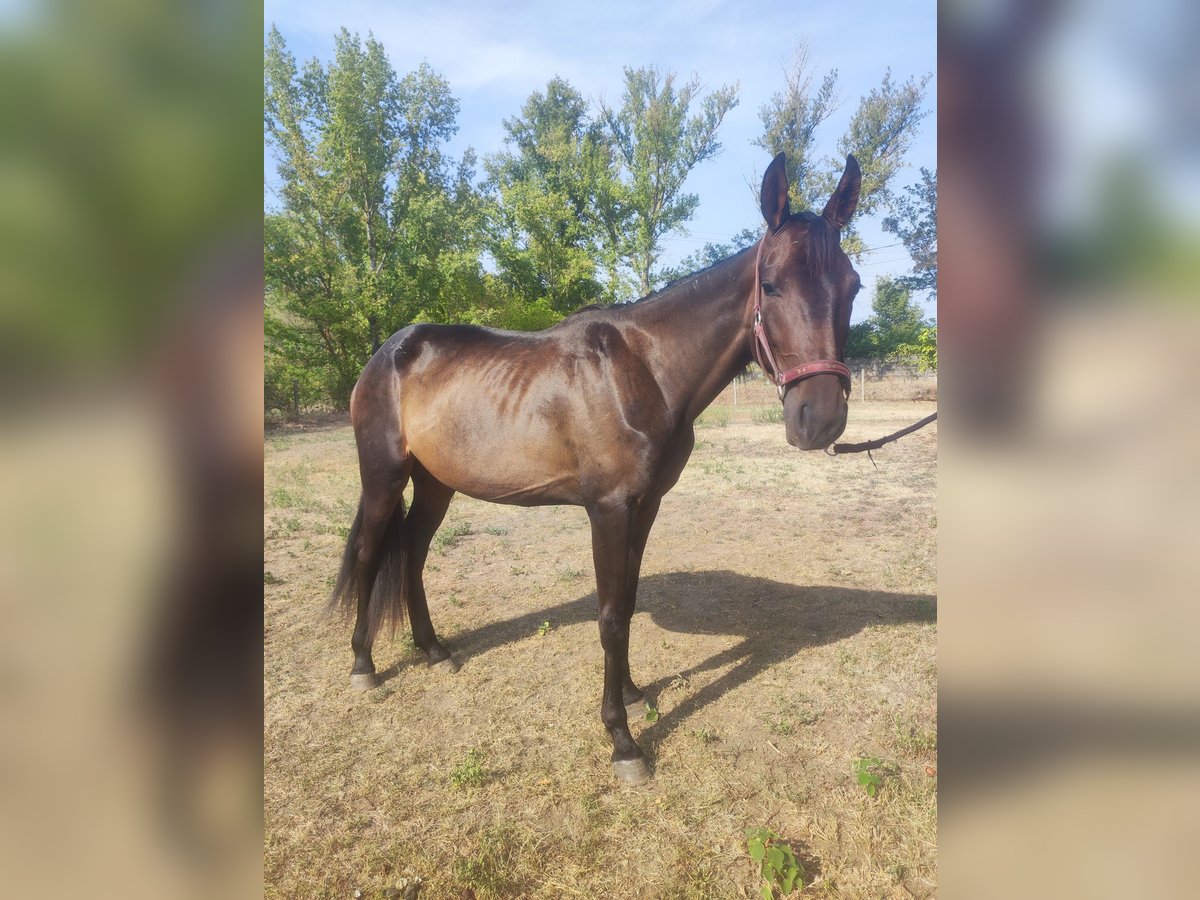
[330,152,862,784]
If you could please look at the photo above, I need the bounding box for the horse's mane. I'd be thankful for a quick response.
[563,212,837,320]
[567,303,615,317]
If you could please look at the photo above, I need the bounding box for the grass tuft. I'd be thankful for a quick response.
[450,748,487,791]
[433,520,472,552]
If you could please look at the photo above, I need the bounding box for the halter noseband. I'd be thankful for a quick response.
[750,231,852,402]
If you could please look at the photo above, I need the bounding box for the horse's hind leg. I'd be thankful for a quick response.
[347,465,411,690]
[402,465,459,672]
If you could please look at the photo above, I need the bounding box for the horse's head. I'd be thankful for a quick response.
[754,152,862,450]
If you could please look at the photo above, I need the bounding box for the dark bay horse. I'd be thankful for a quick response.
[330,153,862,784]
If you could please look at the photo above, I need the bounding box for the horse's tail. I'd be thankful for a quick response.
[328,494,408,642]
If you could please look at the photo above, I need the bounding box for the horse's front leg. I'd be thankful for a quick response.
[619,495,662,717]
[587,496,651,785]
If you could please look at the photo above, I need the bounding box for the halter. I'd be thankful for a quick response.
[751,231,852,402]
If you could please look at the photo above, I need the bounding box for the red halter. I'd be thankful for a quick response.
[750,232,852,401]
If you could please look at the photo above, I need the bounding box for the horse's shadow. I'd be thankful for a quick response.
[442,569,935,750]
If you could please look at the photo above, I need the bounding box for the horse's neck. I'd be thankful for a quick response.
[630,250,755,423]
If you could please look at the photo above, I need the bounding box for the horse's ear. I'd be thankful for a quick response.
[760,152,790,232]
[822,155,861,230]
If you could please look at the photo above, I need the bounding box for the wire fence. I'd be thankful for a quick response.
[715,360,937,407]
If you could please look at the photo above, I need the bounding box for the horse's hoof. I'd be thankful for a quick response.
[612,758,652,786]
[349,672,381,691]
[429,657,460,674]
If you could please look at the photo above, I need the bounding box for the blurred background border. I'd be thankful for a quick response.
[0,1,1197,896]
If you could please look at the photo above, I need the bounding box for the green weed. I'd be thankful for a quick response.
[699,460,733,478]
[270,484,326,512]
[452,827,524,895]
[691,728,718,744]
[450,748,486,791]
[433,520,472,551]
[745,827,804,899]
[853,756,898,797]
[270,486,300,508]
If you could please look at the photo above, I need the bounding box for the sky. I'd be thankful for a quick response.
[264,0,937,321]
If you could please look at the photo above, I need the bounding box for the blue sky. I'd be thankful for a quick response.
[264,1,936,320]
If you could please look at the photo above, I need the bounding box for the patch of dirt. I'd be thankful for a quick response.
[265,401,936,899]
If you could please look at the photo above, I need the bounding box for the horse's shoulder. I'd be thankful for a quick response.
[580,318,627,358]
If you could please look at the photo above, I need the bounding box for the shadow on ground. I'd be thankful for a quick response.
[441,569,935,749]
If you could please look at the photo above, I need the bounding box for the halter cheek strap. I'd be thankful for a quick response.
[751,234,852,401]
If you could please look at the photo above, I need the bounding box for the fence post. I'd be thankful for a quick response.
[292,379,300,420]
[859,367,865,402]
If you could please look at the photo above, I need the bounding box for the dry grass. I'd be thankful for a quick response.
[265,402,937,898]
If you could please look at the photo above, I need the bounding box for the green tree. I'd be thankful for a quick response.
[844,319,878,360]
[882,166,937,299]
[599,66,739,296]
[845,276,934,365]
[832,69,931,219]
[894,324,938,372]
[264,27,484,405]
[756,45,930,258]
[485,77,621,316]
[753,42,841,214]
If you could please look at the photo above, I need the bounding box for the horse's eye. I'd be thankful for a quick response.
[761,282,779,296]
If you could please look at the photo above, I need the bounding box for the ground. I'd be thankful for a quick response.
[264,397,937,899]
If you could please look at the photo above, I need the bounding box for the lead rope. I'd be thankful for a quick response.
[829,411,938,458]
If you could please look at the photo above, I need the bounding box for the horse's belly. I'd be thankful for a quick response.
[398,372,659,507]
[406,423,584,507]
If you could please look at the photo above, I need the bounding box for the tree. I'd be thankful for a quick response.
[599,66,739,296]
[264,27,484,405]
[845,276,934,367]
[894,324,938,372]
[832,69,931,220]
[753,43,841,214]
[756,45,930,259]
[485,78,621,315]
[882,166,937,299]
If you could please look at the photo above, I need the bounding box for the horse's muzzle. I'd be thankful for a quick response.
[784,379,848,450]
